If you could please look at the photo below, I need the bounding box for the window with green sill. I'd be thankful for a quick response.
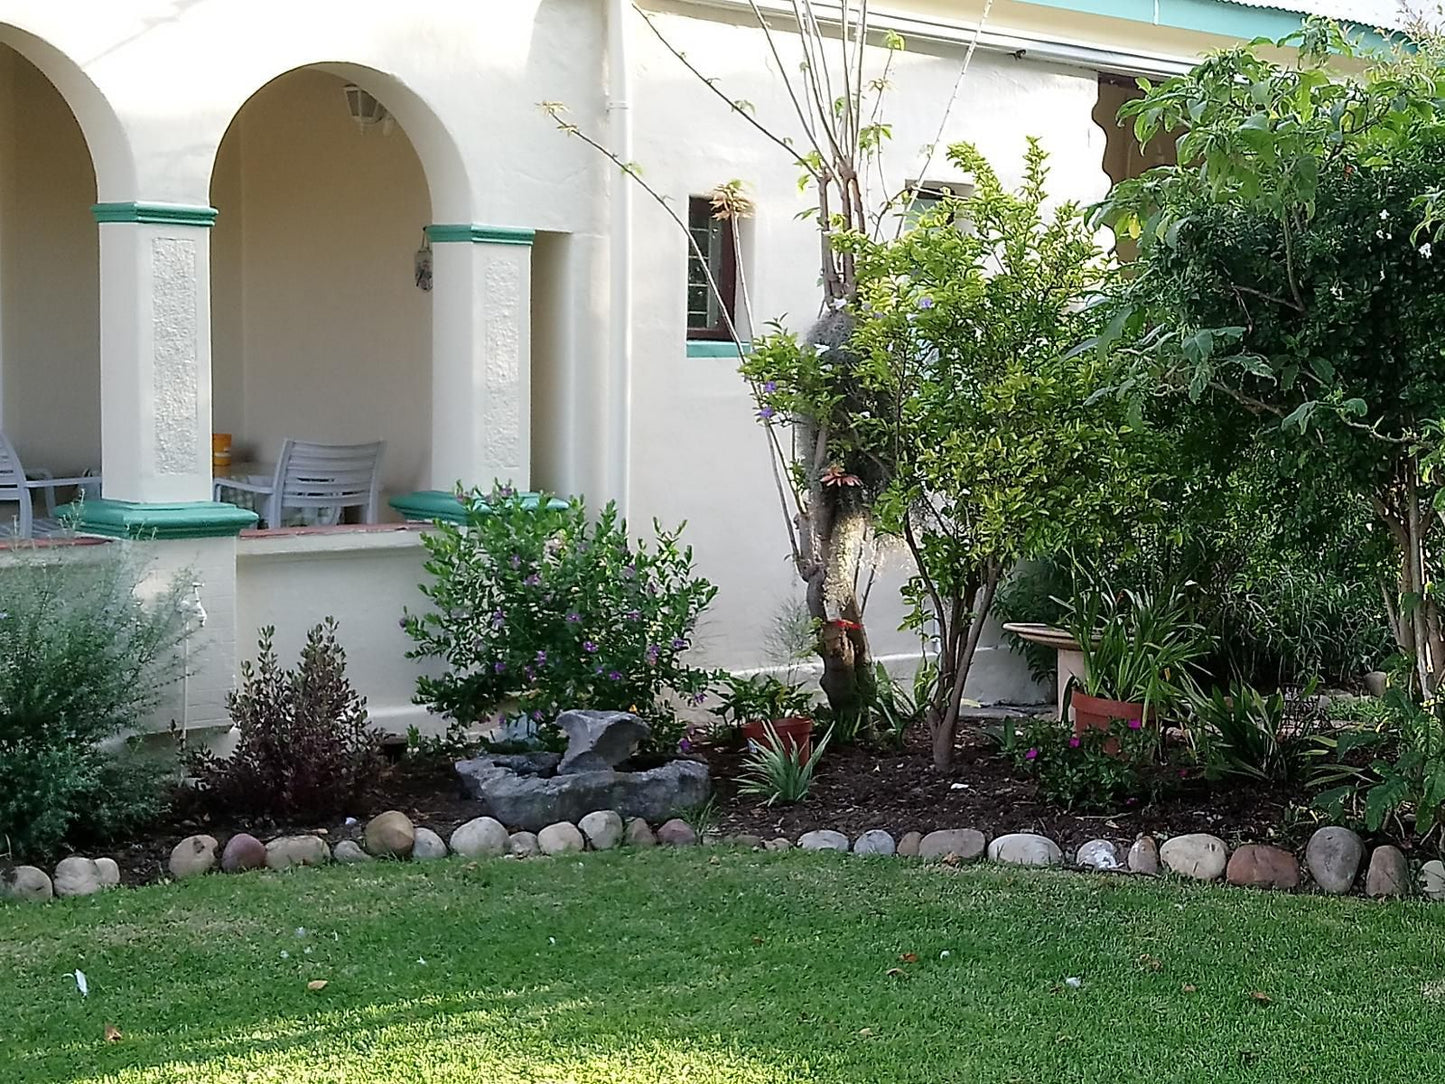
[686,195,738,343]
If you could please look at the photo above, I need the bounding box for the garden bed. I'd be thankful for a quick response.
[704,726,1315,857]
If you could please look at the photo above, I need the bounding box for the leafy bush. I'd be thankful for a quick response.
[1187,679,1323,784]
[713,673,815,728]
[738,723,833,806]
[1313,686,1445,843]
[185,621,378,820]
[404,487,718,751]
[0,544,188,860]
[1010,716,1184,811]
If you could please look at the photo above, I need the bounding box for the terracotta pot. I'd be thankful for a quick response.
[741,716,813,760]
[1070,692,1149,755]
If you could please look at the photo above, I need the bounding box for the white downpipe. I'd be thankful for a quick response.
[607,0,634,517]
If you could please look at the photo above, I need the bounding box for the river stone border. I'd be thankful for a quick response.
[5,818,1438,906]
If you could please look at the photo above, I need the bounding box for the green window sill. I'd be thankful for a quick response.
[686,340,752,359]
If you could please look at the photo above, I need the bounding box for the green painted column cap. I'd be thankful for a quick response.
[424,223,535,245]
[91,202,219,227]
[64,499,257,539]
[390,490,569,525]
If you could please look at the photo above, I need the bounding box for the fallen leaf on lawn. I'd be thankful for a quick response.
[307,980,329,992]
[1138,954,1162,972]
[1064,977,1082,988]
[857,1028,875,1037]
[1182,984,1197,993]
[885,967,909,980]
[708,856,720,866]
[899,953,919,963]
[751,936,765,946]
[103,1023,122,1043]
[71,970,89,997]
[1249,991,1271,1004]
[1421,980,1445,1000]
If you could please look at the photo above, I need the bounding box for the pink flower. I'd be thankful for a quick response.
[1127,718,1143,730]
[1067,736,1081,748]
[1024,747,1039,761]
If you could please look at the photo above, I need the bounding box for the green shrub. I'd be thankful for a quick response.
[738,723,833,806]
[1186,679,1323,785]
[404,486,719,751]
[1009,715,1186,811]
[0,544,188,860]
[185,620,378,821]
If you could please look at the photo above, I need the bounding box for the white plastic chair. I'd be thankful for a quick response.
[0,432,102,538]
[212,439,385,529]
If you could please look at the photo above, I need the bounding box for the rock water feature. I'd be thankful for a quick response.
[454,710,710,831]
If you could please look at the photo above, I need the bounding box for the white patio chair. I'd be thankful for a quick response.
[212,439,385,529]
[0,431,102,539]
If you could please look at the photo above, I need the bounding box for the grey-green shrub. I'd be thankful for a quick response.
[0,543,188,860]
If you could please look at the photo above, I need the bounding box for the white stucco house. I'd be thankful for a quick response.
[0,0,1407,739]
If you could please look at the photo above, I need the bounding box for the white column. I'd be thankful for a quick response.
[428,224,532,493]
[94,202,216,504]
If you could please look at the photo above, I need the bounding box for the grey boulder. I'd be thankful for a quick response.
[456,756,710,831]
[1366,844,1409,899]
[1305,826,1364,895]
[412,827,448,860]
[579,810,625,850]
[1127,836,1159,875]
[624,818,657,847]
[798,830,849,852]
[539,822,586,855]
[657,818,698,846]
[1075,839,1121,871]
[450,816,510,858]
[1160,833,1227,881]
[853,830,896,855]
[509,831,541,857]
[333,840,372,864]
[988,833,1062,867]
[53,857,103,897]
[557,710,650,774]
[265,835,331,870]
[4,865,53,902]
[169,834,219,880]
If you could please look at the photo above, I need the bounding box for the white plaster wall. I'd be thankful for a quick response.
[235,529,439,735]
[211,68,432,501]
[0,44,100,477]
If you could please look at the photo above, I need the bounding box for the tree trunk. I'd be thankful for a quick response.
[928,565,1001,772]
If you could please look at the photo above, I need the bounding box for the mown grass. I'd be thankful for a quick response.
[4,848,1445,1082]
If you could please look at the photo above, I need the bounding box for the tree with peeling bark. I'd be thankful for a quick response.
[546,0,998,732]
[1095,20,1445,696]
[773,140,1145,770]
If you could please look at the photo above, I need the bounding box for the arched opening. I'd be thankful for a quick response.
[0,40,102,531]
[209,67,436,523]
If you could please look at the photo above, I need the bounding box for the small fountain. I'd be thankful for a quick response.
[455,710,711,830]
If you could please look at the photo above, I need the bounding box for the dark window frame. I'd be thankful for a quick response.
[685,196,739,341]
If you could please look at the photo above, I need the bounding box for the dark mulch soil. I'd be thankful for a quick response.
[703,726,1313,858]
[103,726,1320,885]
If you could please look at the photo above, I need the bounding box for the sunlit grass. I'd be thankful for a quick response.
[4,850,1445,1082]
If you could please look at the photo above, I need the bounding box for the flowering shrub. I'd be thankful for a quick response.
[1011,717,1187,811]
[403,487,719,751]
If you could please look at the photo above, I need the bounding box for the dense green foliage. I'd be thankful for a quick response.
[737,723,833,805]
[404,487,718,750]
[0,546,187,861]
[185,622,378,821]
[752,141,1147,768]
[8,853,1445,1083]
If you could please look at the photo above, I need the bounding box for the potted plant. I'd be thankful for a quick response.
[714,673,817,758]
[1061,580,1209,741]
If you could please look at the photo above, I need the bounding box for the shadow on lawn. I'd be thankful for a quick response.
[18,985,822,1082]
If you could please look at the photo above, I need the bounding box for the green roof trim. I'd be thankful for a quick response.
[425,223,536,246]
[390,490,569,525]
[686,340,753,359]
[64,498,257,539]
[1014,0,1390,46]
[91,202,219,227]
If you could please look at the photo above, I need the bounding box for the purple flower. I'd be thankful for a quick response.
[645,644,661,665]
[608,670,623,681]
[535,650,548,665]
[524,573,541,587]
[678,737,694,753]
[583,640,598,653]
[531,709,545,722]
[1127,718,1143,730]
[566,612,582,624]
[622,564,636,580]
[509,554,521,569]
[689,692,707,706]
[917,295,935,310]
[490,610,505,630]
[763,380,777,393]
[757,406,775,420]
[1067,736,1081,749]
[523,665,535,682]
[493,660,507,674]
[671,637,687,651]
[626,609,642,622]
[1024,747,1039,761]
[497,484,516,499]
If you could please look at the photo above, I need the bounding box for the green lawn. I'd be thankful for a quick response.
[4,850,1445,1083]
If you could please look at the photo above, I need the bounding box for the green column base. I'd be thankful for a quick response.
[390,490,568,525]
[64,499,258,539]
